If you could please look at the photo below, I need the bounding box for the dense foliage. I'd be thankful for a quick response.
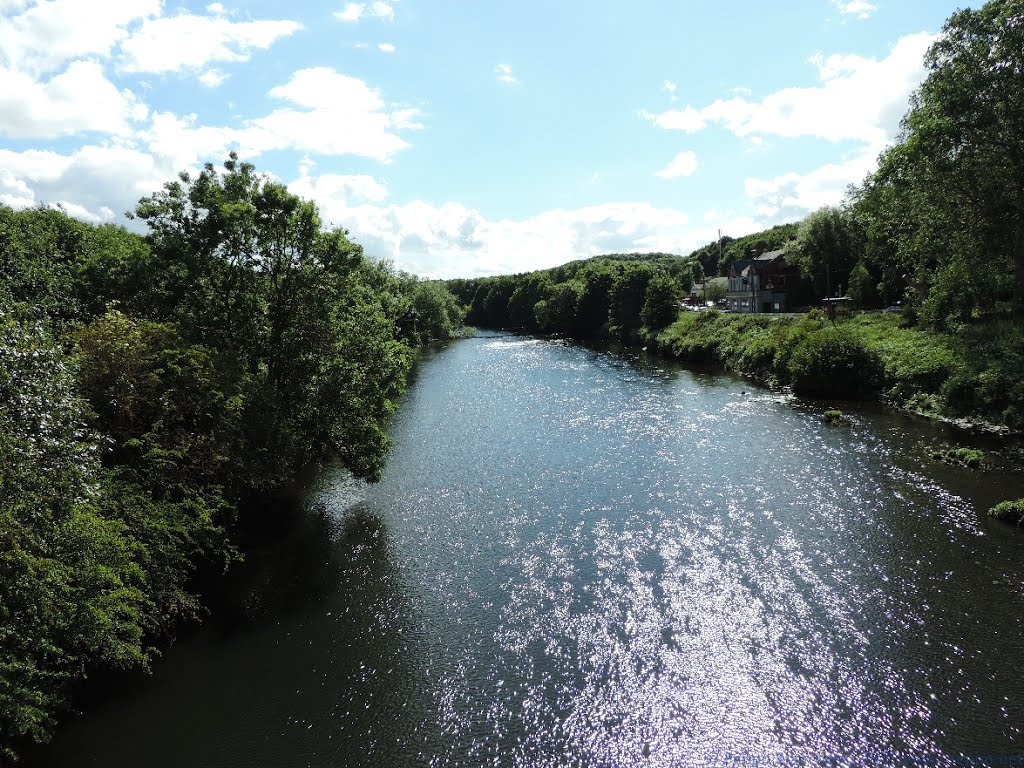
[685,223,799,280]
[988,498,1024,525]
[449,255,698,342]
[0,156,462,757]
[449,0,1024,428]
[852,0,1024,324]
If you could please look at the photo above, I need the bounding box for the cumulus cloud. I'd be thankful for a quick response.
[495,63,519,85]
[378,42,396,52]
[291,171,708,277]
[289,170,389,204]
[743,148,878,220]
[334,2,396,23]
[136,67,420,164]
[0,144,180,222]
[249,67,417,160]
[119,14,302,74]
[0,0,160,74]
[833,1,878,20]
[0,60,147,138]
[655,150,698,179]
[643,32,933,221]
[198,69,229,88]
[642,32,933,148]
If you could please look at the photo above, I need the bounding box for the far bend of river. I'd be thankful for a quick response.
[32,334,1024,768]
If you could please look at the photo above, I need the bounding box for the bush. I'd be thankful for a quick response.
[929,446,986,469]
[988,499,1024,525]
[787,326,882,398]
[822,410,852,426]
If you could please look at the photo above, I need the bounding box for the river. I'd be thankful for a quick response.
[31,334,1024,767]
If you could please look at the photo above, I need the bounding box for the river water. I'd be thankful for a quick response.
[33,335,1024,767]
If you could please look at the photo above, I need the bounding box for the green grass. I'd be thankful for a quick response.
[655,310,1024,430]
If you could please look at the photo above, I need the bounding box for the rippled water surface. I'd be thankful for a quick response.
[35,335,1024,767]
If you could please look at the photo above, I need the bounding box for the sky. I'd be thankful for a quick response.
[0,0,983,278]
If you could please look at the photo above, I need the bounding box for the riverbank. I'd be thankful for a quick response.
[652,310,1024,436]
[28,332,1024,767]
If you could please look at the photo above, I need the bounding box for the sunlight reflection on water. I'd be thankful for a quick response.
[31,333,1024,768]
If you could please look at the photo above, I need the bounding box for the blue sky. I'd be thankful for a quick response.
[0,0,980,277]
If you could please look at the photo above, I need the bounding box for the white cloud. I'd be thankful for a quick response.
[833,1,878,20]
[378,42,396,53]
[290,170,389,204]
[495,63,519,85]
[119,14,302,74]
[0,0,160,75]
[743,147,877,220]
[198,69,229,88]
[142,111,241,168]
[662,80,677,94]
[294,172,705,277]
[640,105,705,133]
[0,60,146,138]
[334,2,395,23]
[251,67,415,160]
[655,150,698,179]
[206,2,226,14]
[138,68,420,164]
[643,32,933,148]
[0,144,180,223]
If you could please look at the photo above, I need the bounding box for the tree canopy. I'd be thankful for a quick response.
[0,155,463,758]
[853,0,1024,323]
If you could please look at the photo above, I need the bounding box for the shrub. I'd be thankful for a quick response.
[822,410,852,426]
[787,326,882,398]
[988,499,1024,525]
[929,446,986,469]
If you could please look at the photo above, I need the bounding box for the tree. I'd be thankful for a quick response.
[608,264,654,341]
[506,274,552,330]
[847,261,880,309]
[0,316,148,754]
[640,274,680,331]
[704,279,727,303]
[408,281,464,343]
[534,280,583,334]
[854,0,1024,321]
[133,155,409,484]
[789,207,860,298]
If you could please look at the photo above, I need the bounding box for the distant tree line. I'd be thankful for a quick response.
[454,0,1024,335]
[447,253,697,343]
[0,155,463,758]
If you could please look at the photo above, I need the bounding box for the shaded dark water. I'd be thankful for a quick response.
[31,335,1024,767]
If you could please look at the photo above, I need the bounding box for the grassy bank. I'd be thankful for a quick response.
[654,310,1024,433]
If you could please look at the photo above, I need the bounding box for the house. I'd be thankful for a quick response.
[725,249,800,314]
[689,277,728,305]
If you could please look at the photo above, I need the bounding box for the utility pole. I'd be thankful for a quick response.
[750,260,756,314]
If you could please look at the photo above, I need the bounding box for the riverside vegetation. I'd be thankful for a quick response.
[446,0,1024,431]
[0,156,464,759]
[446,0,1024,511]
[4,0,1024,760]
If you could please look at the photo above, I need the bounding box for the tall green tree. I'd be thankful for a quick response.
[640,274,680,332]
[0,317,148,755]
[133,155,409,484]
[609,263,654,341]
[855,0,1024,322]
[789,206,860,299]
